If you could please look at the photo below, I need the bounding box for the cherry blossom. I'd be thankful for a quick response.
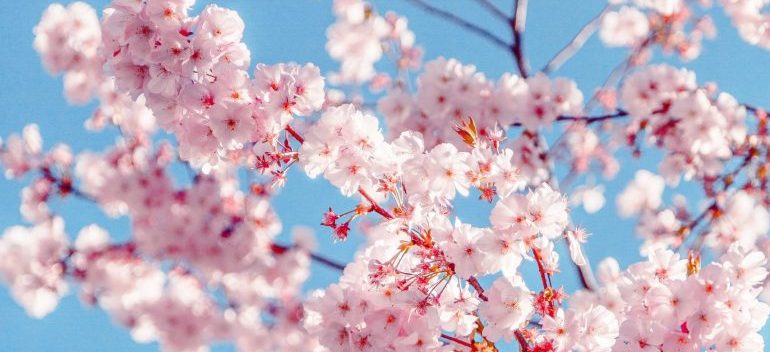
[721,0,770,50]
[600,6,650,47]
[617,169,665,217]
[479,276,535,342]
[0,0,769,351]
[34,2,103,103]
[0,218,68,318]
[571,247,769,351]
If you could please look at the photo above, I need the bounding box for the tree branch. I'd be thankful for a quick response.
[556,109,629,124]
[585,36,652,111]
[440,333,474,348]
[273,243,347,271]
[509,110,630,129]
[510,0,529,77]
[531,247,550,290]
[573,259,597,291]
[474,0,508,22]
[358,187,394,220]
[541,5,609,74]
[514,329,530,352]
[285,125,304,144]
[309,252,347,271]
[467,275,489,301]
[403,0,511,51]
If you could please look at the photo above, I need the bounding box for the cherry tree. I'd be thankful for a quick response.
[1,0,770,351]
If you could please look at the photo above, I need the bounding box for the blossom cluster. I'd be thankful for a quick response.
[102,0,325,167]
[33,2,103,104]
[600,0,716,60]
[75,140,284,275]
[619,64,748,183]
[0,218,69,318]
[300,103,529,208]
[573,247,769,351]
[304,183,591,351]
[379,58,583,148]
[0,0,769,351]
[721,0,770,50]
[0,125,317,351]
[619,169,770,256]
[326,0,422,85]
[33,2,156,136]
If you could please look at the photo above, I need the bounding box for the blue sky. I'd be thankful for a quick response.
[0,1,769,351]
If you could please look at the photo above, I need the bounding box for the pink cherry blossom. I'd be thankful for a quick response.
[2,0,770,351]
[600,6,650,47]
[0,218,69,318]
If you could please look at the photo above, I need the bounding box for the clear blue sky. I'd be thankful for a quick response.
[0,1,769,351]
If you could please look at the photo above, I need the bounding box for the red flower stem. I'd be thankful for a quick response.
[531,247,550,290]
[358,187,393,220]
[514,330,530,352]
[440,333,473,349]
[285,125,304,144]
[467,276,489,302]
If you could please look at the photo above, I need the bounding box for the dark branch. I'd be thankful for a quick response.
[574,260,597,291]
[510,0,529,77]
[508,110,630,129]
[403,0,511,51]
[474,0,508,22]
[273,243,347,271]
[309,252,347,271]
[556,109,630,124]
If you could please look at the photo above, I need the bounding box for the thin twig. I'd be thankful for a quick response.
[561,236,597,291]
[514,329,530,352]
[309,252,347,271]
[542,5,609,74]
[358,187,394,219]
[474,0,508,22]
[404,0,511,51]
[510,0,529,77]
[556,109,629,123]
[467,275,489,301]
[440,333,474,348]
[573,260,597,291]
[273,243,347,271]
[585,36,652,111]
[40,168,97,203]
[677,202,717,251]
[509,110,630,129]
[285,125,304,144]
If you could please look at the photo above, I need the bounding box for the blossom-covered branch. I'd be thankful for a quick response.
[0,0,769,351]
